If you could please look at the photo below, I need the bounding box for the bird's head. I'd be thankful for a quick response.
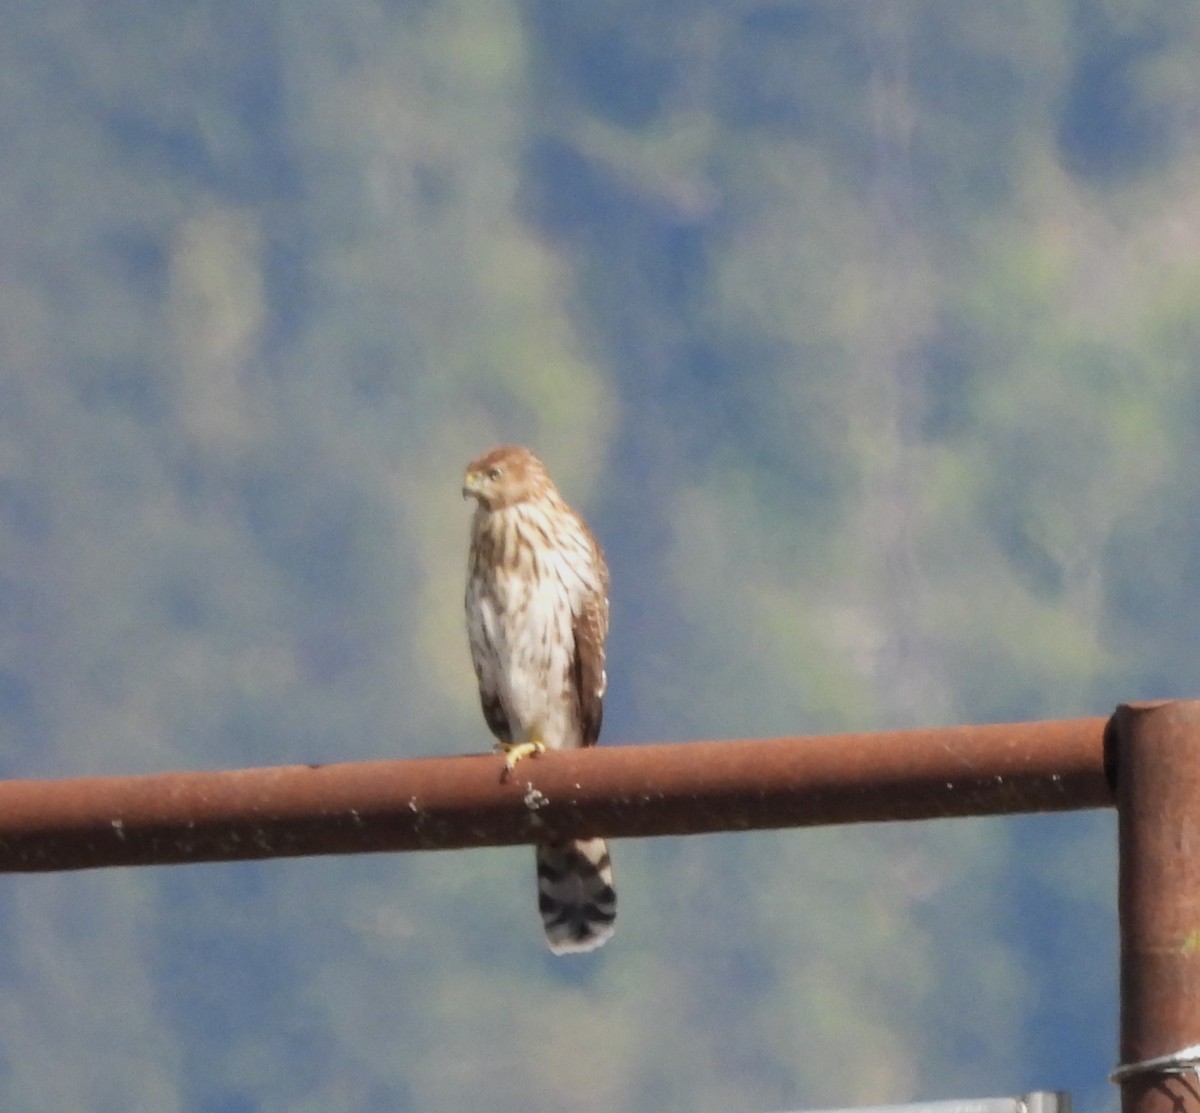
[462,445,552,511]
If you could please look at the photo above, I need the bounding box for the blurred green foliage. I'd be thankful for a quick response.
[3,0,1197,1108]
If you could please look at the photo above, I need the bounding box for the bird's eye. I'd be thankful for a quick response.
[487,467,502,480]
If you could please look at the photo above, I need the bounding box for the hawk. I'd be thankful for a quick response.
[462,444,616,954]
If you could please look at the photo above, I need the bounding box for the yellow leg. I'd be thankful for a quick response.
[498,739,546,772]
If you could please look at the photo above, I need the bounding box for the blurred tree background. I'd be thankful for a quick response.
[2,0,1199,1109]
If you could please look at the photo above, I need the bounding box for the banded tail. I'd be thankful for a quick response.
[535,837,616,954]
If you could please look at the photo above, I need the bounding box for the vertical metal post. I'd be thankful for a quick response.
[1115,701,1200,1113]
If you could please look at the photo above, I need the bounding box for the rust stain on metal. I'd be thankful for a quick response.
[1115,701,1200,1113]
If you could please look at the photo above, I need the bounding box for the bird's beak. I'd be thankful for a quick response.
[462,471,479,500]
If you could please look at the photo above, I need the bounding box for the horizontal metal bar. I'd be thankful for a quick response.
[0,716,1113,872]
[789,1091,1070,1113]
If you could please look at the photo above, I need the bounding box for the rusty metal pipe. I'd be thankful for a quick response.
[1114,702,1200,1113]
[0,716,1112,872]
